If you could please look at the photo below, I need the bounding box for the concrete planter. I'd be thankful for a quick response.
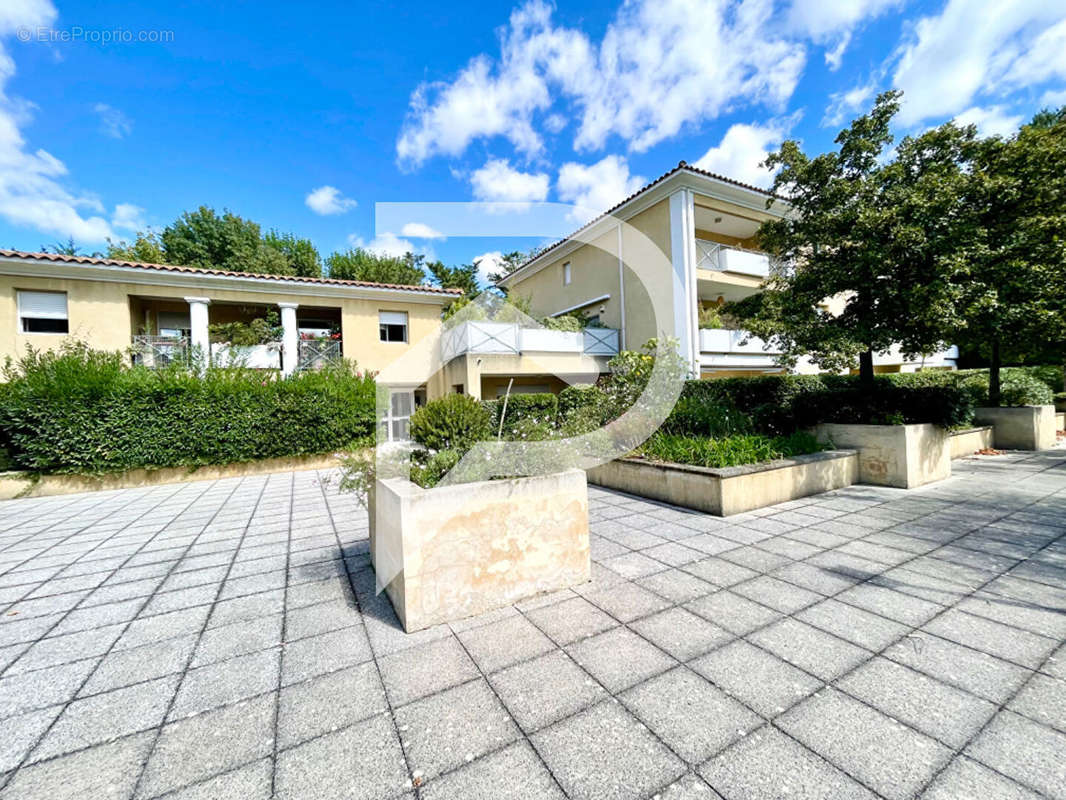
[974,405,1056,451]
[1056,412,1064,430]
[814,423,949,488]
[369,469,590,633]
[587,450,858,516]
[948,426,994,459]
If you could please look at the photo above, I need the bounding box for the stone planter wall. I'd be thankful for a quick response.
[974,405,1056,451]
[369,469,589,633]
[948,426,994,459]
[814,423,950,488]
[587,450,858,516]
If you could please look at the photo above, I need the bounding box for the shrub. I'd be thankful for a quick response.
[792,381,974,428]
[0,342,375,474]
[409,394,491,453]
[540,315,583,332]
[662,394,752,437]
[679,375,827,434]
[486,392,559,437]
[558,384,604,416]
[410,449,463,488]
[637,430,827,469]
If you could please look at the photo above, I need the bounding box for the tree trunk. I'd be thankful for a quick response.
[858,349,875,389]
[988,339,1002,408]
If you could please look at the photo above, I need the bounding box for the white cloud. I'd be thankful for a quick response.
[305,185,357,215]
[470,158,550,204]
[400,222,446,240]
[397,0,806,167]
[1040,88,1066,108]
[348,232,423,259]
[473,250,504,285]
[556,155,644,222]
[693,121,789,189]
[952,105,1024,138]
[93,103,131,139]
[823,82,877,126]
[0,1,120,243]
[893,0,1066,126]
[789,0,902,67]
[111,203,145,231]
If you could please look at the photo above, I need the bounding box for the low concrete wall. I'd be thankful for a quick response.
[587,450,858,516]
[371,469,590,632]
[0,453,343,501]
[814,423,950,488]
[948,426,994,459]
[1056,411,1064,430]
[974,405,1056,450]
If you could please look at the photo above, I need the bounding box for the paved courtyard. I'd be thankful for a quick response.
[0,449,1064,800]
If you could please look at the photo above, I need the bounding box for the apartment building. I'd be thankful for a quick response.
[494,161,958,383]
[0,249,459,385]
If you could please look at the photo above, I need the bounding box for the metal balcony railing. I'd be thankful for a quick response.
[695,240,773,278]
[297,339,343,372]
[131,334,191,368]
[440,321,620,363]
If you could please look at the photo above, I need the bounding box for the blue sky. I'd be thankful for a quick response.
[1,0,1064,284]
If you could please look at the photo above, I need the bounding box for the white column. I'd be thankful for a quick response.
[668,189,699,375]
[184,297,211,371]
[278,302,299,376]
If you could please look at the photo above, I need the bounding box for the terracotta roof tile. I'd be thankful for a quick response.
[0,249,463,295]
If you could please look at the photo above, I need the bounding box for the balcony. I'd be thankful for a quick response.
[699,328,782,369]
[441,321,619,363]
[695,240,771,278]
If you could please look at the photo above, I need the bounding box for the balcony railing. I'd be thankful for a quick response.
[695,240,772,278]
[297,339,343,371]
[131,334,190,368]
[210,342,282,369]
[440,321,619,362]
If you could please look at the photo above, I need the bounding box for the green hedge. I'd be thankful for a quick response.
[483,392,559,436]
[0,343,375,474]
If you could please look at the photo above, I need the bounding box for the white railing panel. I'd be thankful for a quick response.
[718,248,770,277]
[211,343,282,369]
[520,328,583,353]
[466,321,520,354]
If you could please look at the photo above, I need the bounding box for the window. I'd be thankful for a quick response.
[562,262,571,285]
[17,290,69,334]
[379,310,408,342]
[379,389,414,441]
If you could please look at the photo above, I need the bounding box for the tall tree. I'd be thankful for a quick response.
[324,248,427,285]
[106,230,166,263]
[263,230,322,278]
[40,237,82,256]
[426,259,479,296]
[482,250,533,285]
[956,107,1066,405]
[729,91,968,386]
[160,206,291,275]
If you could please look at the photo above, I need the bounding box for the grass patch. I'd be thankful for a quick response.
[635,430,829,469]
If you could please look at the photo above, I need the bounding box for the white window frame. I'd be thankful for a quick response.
[562,262,572,285]
[378,310,408,343]
[382,389,415,441]
[17,290,69,335]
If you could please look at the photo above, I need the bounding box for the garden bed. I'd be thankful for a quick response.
[813,423,950,488]
[587,449,858,516]
[974,405,1057,450]
[948,426,994,459]
[368,469,590,632]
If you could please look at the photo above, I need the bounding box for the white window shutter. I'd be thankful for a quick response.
[17,291,68,319]
[379,311,407,326]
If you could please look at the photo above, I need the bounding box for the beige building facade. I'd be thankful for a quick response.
[498,162,958,380]
[0,250,459,385]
